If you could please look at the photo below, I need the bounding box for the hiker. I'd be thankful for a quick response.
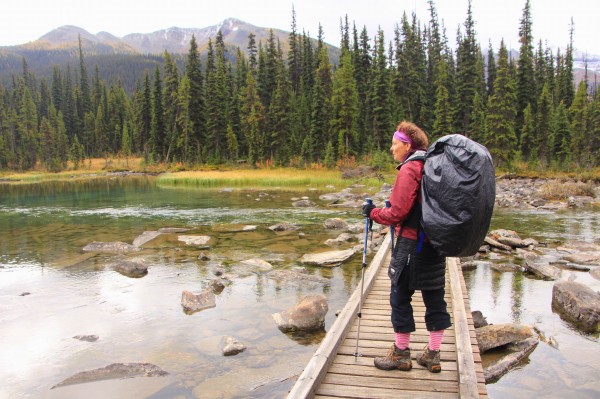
[362,121,451,373]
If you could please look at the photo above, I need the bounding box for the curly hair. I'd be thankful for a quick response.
[396,121,429,149]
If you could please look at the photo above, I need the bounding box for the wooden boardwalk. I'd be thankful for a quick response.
[287,237,488,399]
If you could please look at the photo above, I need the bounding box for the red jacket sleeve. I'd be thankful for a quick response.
[370,160,423,227]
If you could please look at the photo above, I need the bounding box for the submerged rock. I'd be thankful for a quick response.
[272,295,328,332]
[221,336,246,356]
[476,323,535,352]
[52,362,168,389]
[158,227,189,233]
[268,223,298,232]
[524,261,560,280]
[472,311,488,328]
[181,289,216,313]
[292,199,316,207]
[240,258,274,272]
[110,260,148,278]
[83,241,138,253]
[299,248,356,267]
[267,269,329,285]
[73,335,99,342]
[132,231,162,247]
[178,235,211,247]
[552,281,600,332]
[483,337,539,383]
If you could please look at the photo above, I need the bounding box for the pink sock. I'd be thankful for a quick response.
[395,332,411,350]
[429,330,444,351]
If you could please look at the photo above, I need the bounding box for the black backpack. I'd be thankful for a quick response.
[412,134,496,257]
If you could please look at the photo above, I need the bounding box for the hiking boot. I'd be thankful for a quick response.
[416,345,441,373]
[374,344,412,371]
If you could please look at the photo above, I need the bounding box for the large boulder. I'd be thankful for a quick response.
[524,260,560,280]
[272,295,328,332]
[475,323,535,352]
[299,248,355,267]
[240,258,274,273]
[52,363,168,388]
[552,281,600,332]
[181,289,216,313]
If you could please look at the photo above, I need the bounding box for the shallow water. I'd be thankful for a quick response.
[0,177,598,398]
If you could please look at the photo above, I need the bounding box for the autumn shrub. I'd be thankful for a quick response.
[540,181,597,200]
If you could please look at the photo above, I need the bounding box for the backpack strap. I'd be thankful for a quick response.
[395,150,427,170]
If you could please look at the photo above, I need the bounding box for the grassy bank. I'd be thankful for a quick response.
[156,168,390,190]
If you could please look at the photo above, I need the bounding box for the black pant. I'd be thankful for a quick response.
[390,260,452,333]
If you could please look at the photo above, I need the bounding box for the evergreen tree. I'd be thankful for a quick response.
[331,52,359,159]
[288,6,302,92]
[588,91,600,165]
[78,36,91,116]
[470,90,487,144]
[516,0,536,131]
[173,75,192,163]
[485,40,518,167]
[519,104,535,160]
[121,122,132,167]
[162,51,180,162]
[486,41,496,97]
[17,87,38,170]
[186,35,205,162]
[370,29,392,149]
[95,102,109,165]
[150,65,164,162]
[225,123,239,161]
[534,82,553,162]
[240,70,264,164]
[551,102,570,163]
[70,134,85,169]
[569,80,589,165]
[432,58,454,140]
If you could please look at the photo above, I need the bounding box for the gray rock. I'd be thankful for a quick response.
[490,263,524,273]
[73,335,99,342]
[292,199,316,207]
[19,292,31,296]
[198,253,211,261]
[472,311,488,328]
[272,295,328,332]
[552,281,600,332]
[323,218,349,230]
[181,289,216,313]
[209,278,228,294]
[83,241,139,253]
[51,363,168,388]
[110,260,148,278]
[221,336,246,356]
[484,236,512,252]
[324,233,355,246]
[299,248,356,267]
[178,235,211,247]
[475,323,535,352]
[555,263,591,272]
[267,269,329,285]
[524,261,560,280]
[132,231,162,247]
[483,337,539,382]
[268,223,298,232]
[240,258,273,272]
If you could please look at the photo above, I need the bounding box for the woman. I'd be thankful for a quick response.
[362,121,451,373]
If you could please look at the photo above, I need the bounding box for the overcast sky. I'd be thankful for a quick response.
[2,0,598,55]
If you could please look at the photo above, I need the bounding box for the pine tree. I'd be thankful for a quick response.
[516,0,536,131]
[432,58,454,140]
[486,41,496,97]
[225,123,239,161]
[569,80,589,165]
[370,29,392,149]
[17,87,39,170]
[162,51,180,162]
[240,70,264,164]
[534,82,553,162]
[519,104,535,161]
[78,36,91,116]
[173,75,192,164]
[70,134,85,169]
[95,102,109,165]
[588,91,600,165]
[288,6,302,92]
[121,122,132,167]
[186,35,205,162]
[331,52,359,159]
[149,65,164,163]
[485,40,518,167]
[551,102,570,163]
[470,90,487,144]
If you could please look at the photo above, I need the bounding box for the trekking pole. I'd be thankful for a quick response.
[385,200,394,253]
[355,198,372,358]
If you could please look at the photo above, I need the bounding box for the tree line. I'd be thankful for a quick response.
[0,0,598,172]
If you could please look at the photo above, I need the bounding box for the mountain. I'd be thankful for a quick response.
[0,18,339,92]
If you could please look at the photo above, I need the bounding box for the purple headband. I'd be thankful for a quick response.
[393,130,413,146]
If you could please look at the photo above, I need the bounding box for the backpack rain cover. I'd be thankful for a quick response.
[421,134,496,257]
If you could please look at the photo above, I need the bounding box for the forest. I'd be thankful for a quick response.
[0,0,598,173]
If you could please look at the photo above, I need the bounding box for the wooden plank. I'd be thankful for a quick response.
[322,373,459,393]
[286,237,391,399]
[316,383,458,399]
[447,257,479,399]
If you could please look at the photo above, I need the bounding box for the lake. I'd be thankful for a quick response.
[0,176,598,398]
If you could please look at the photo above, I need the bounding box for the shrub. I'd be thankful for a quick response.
[540,181,597,200]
